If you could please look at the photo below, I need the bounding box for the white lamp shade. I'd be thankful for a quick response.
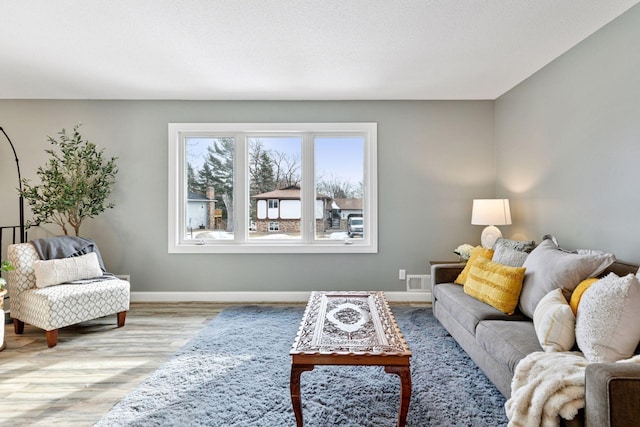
[471,199,512,226]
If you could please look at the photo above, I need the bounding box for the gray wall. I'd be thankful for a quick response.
[495,4,640,264]
[0,101,494,292]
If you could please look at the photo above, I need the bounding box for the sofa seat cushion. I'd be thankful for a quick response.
[433,283,528,336]
[476,320,542,376]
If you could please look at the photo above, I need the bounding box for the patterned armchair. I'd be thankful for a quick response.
[6,243,130,347]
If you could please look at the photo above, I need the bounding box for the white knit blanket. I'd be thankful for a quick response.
[506,352,640,427]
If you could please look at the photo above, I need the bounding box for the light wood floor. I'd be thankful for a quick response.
[0,302,248,427]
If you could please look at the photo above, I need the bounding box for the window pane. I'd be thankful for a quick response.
[184,136,234,240]
[314,136,365,240]
[248,136,302,239]
[169,122,376,253]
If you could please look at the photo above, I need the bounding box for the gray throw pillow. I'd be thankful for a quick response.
[492,238,536,267]
[492,238,536,253]
[518,239,615,318]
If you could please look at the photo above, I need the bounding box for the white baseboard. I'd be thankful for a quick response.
[131,291,432,303]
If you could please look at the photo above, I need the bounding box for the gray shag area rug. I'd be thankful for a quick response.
[96,306,508,426]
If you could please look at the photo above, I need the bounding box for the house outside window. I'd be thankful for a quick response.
[168,122,377,253]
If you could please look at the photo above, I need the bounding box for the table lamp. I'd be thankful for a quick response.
[471,199,511,248]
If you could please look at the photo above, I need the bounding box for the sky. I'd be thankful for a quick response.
[185,135,364,186]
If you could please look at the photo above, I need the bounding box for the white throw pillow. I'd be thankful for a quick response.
[518,239,615,318]
[575,273,640,362]
[533,288,576,352]
[33,252,103,288]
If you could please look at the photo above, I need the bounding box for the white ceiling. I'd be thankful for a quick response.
[1,1,638,100]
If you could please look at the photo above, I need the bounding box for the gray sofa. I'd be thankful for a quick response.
[431,261,640,427]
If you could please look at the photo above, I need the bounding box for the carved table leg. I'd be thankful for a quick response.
[385,365,412,427]
[290,364,314,427]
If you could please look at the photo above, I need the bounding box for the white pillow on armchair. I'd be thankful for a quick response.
[33,252,103,288]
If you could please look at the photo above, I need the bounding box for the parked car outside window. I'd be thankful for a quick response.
[347,217,364,238]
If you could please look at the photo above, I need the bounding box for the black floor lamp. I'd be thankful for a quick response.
[0,127,25,244]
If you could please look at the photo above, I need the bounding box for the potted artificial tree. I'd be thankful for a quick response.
[19,124,118,236]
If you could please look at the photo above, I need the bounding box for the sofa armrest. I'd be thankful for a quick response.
[585,362,640,427]
[430,263,465,288]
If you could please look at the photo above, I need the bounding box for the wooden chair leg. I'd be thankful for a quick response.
[117,311,127,328]
[46,329,58,348]
[13,319,24,335]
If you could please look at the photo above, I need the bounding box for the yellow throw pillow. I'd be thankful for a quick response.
[463,257,526,315]
[454,247,495,285]
[569,278,599,316]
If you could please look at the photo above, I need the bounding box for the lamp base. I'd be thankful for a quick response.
[481,225,502,249]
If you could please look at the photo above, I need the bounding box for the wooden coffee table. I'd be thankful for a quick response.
[290,291,412,427]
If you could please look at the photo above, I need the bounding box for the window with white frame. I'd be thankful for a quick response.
[168,122,377,253]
